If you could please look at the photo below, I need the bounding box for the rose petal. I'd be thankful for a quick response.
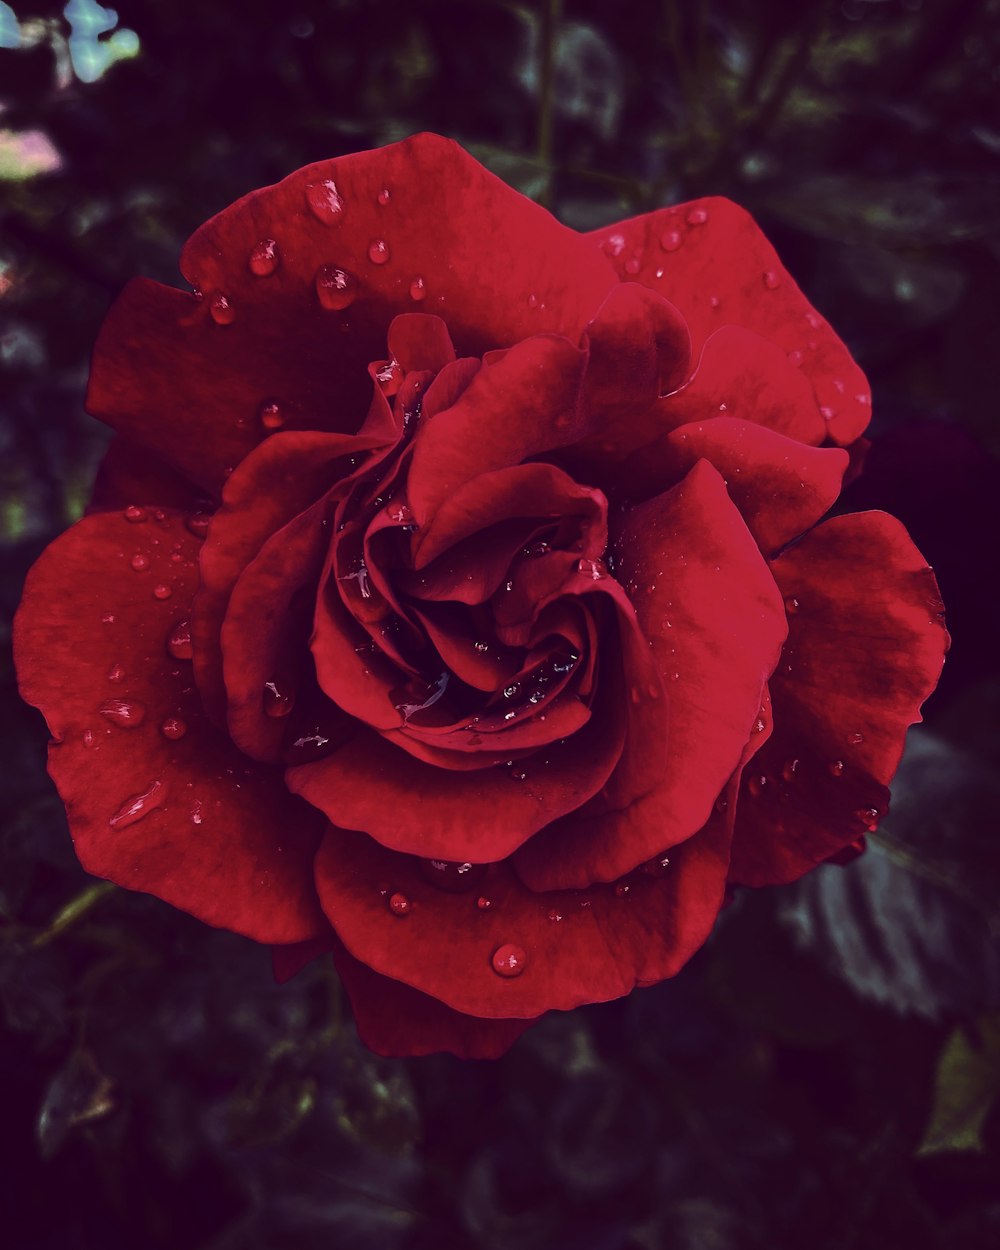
[14,511,327,942]
[589,199,871,446]
[728,511,948,885]
[89,435,206,513]
[330,937,535,1059]
[516,460,786,889]
[313,810,733,1019]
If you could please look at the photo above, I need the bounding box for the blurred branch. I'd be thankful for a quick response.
[31,880,116,948]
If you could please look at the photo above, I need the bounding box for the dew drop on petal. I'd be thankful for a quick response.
[99,698,146,729]
[367,238,390,265]
[787,349,804,367]
[186,512,211,540]
[263,680,295,718]
[820,406,836,421]
[82,729,95,748]
[614,882,631,898]
[388,891,411,916]
[109,780,167,830]
[763,270,781,290]
[604,233,626,258]
[419,858,486,893]
[161,717,188,741]
[640,853,672,878]
[249,238,279,276]
[686,207,709,225]
[782,758,800,783]
[829,759,845,778]
[305,178,345,225]
[315,265,358,311]
[107,663,125,683]
[855,806,880,831]
[101,613,116,624]
[748,774,767,797]
[210,293,236,325]
[784,596,800,615]
[547,908,563,923]
[476,895,493,911]
[123,505,147,524]
[130,553,149,572]
[624,255,641,275]
[166,619,193,661]
[409,276,427,302]
[491,943,527,977]
[848,732,865,745]
[377,187,391,206]
[660,230,682,252]
[259,400,285,430]
[577,557,604,580]
[152,583,172,601]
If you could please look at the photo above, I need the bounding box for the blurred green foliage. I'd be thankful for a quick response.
[2,1,1000,1247]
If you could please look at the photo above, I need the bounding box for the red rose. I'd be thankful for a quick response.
[14,134,947,1058]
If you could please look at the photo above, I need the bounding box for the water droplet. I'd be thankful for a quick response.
[82,728,95,748]
[419,858,486,893]
[185,512,211,539]
[101,613,116,624]
[107,663,125,683]
[855,806,879,831]
[109,779,167,829]
[848,732,864,745]
[473,641,489,654]
[476,896,493,911]
[367,238,390,265]
[315,265,358,311]
[782,758,800,783]
[305,178,345,225]
[377,187,391,206]
[510,767,528,782]
[763,270,781,290]
[395,672,449,725]
[660,230,682,252]
[753,716,766,734]
[805,311,822,329]
[503,684,520,700]
[709,294,721,308]
[547,908,563,922]
[210,293,235,325]
[130,553,149,572]
[248,238,279,276]
[152,583,172,601]
[161,717,187,740]
[576,557,604,580]
[604,233,626,258]
[686,207,709,225]
[259,399,285,430]
[492,943,527,977]
[748,774,768,797]
[640,853,672,877]
[191,801,203,826]
[409,275,427,302]
[388,891,411,916]
[614,881,630,897]
[820,406,836,421]
[263,680,295,718]
[787,349,803,367]
[829,759,845,778]
[375,358,404,392]
[123,505,147,523]
[99,699,146,729]
[166,619,193,661]
[624,256,641,275]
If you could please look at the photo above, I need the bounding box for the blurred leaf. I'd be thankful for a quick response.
[919,1014,1000,1156]
[36,1047,114,1159]
[780,731,1000,1020]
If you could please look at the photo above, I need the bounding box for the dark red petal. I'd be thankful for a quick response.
[313,809,733,1019]
[13,511,327,943]
[386,313,457,374]
[515,460,787,890]
[194,429,376,722]
[590,199,871,446]
[407,334,588,524]
[272,933,336,983]
[728,511,948,886]
[330,937,535,1059]
[659,418,848,555]
[88,435,206,513]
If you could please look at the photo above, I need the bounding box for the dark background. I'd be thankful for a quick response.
[2,1,1000,1247]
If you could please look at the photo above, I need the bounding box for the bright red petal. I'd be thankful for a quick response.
[14,510,327,943]
[728,511,948,885]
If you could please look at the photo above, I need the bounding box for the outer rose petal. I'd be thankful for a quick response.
[515,461,786,890]
[313,811,734,1019]
[87,135,617,495]
[589,198,871,447]
[330,938,535,1059]
[89,435,206,513]
[729,512,948,886]
[14,510,328,942]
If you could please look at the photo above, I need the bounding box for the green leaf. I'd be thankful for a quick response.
[919,1014,1000,1156]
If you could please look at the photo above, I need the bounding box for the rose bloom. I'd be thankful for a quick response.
[15,134,947,1058]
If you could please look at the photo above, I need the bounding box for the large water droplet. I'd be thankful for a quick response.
[419,858,487,893]
[99,699,146,729]
[166,619,193,661]
[109,779,167,829]
[249,238,279,277]
[388,891,411,916]
[305,178,345,224]
[367,238,390,265]
[491,943,527,977]
[210,293,236,325]
[161,717,187,741]
[263,680,295,718]
[315,265,358,311]
[123,505,147,524]
[130,553,150,572]
[660,230,682,252]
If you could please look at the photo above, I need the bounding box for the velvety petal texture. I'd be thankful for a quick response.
[15,134,947,1058]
